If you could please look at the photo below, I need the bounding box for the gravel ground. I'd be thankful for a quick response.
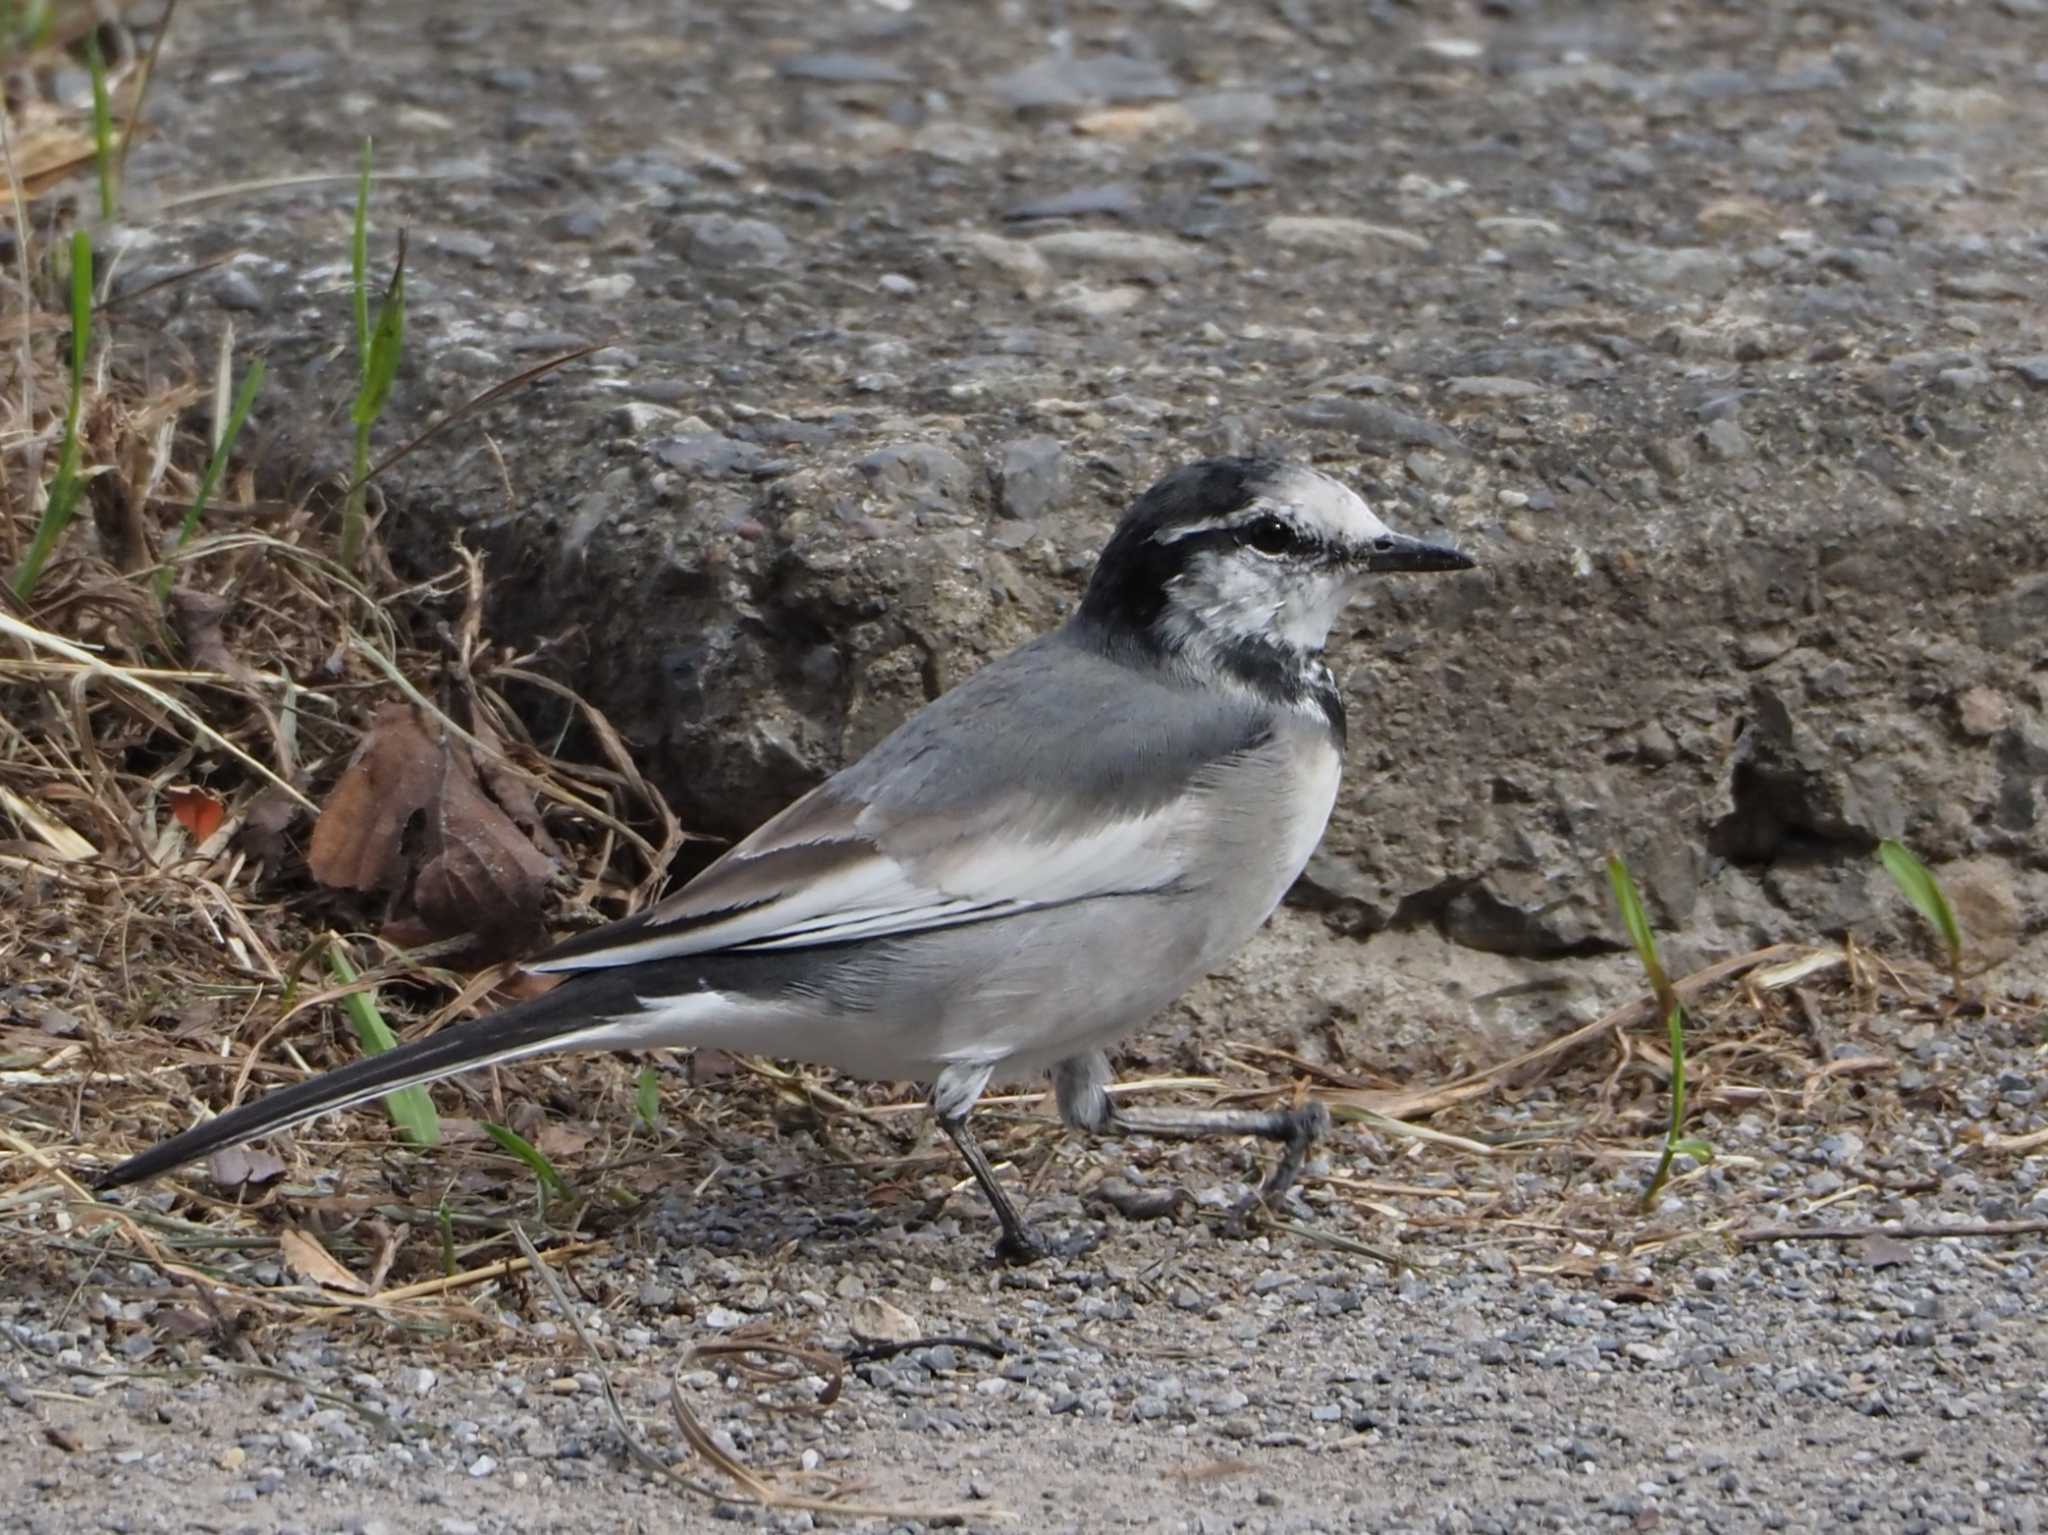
[9,964,2046,1534]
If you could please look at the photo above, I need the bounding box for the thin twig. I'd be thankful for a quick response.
[114,0,177,185]
[307,1239,604,1311]
[1428,944,1803,1103]
[350,343,605,494]
[841,1334,1006,1366]
[153,168,464,212]
[1258,1217,1409,1272]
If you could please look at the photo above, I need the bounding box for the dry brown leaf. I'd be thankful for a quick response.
[535,1123,592,1161]
[277,1227,369,1294]
[411,757,557,943]
[0,126,96,206]
[309,704,554,947]
[309,704,441,891]
[471,713,565,862]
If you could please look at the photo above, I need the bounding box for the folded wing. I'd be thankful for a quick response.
[530,779,1193,971]
[532,632,1276,974]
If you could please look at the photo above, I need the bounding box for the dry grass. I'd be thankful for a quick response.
[0,7,690,1301]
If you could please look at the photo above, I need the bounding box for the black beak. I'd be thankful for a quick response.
[1357,529,1476,574]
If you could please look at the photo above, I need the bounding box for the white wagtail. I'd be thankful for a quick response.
[96,457,1474,1257]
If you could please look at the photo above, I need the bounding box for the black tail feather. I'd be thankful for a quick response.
[93,982,609,1191]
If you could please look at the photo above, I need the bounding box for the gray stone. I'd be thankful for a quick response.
[2003,355,2048,388]
[648,433,770,477]
[210,266,268,312]
[668,213,792,269]
[991,52,1180,111]
[1711,687,1908,861]
[997,437,1065,521]
[1937,272,2029,303]
[941,232,1054,297]
[858,442,975,508]
[1699,417,1753,461]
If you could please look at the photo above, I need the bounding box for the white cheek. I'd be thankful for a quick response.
[1166,555,1358,652]
[1272,571,1357,649]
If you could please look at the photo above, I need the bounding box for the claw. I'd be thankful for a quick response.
[992,1223,1100,1265]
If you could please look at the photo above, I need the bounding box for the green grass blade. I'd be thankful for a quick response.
[67,229,89,378]
[351,246,406,428]
[1605,854,1670,1005]
[1877,839,1963,974]
[636,1066,662,1132]
[157,357,264,598]
[1663,1001,1688,1132]
[13,231,94,598]
[1640,1001,1706,1208]
[324,942,441,1147]
[481,1122,571,1201]
[351,138,372,370]
[86,30,116,220]
[342,232,405,570]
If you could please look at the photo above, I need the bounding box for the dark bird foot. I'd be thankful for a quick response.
[1221,1100,1331,1236]
[992,1221,1102,1266]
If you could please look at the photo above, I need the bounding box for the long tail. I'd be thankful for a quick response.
[94,977,629,1190]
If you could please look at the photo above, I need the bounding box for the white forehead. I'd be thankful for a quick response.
[1264,465,1391,540]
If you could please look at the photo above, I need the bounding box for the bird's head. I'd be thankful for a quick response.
[1078,457,1475,669]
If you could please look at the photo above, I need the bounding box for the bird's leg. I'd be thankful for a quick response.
[931,1063,1047,1262]
[1053,1052,1330,1222]
[936,1111,1046,1263]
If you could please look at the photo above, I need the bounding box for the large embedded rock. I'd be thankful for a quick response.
[106,0,2048,1024]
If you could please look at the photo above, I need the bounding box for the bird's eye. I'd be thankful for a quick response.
[1237,515,1296,557]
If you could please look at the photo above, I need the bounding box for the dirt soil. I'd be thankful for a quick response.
[5,1,2048,1532]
